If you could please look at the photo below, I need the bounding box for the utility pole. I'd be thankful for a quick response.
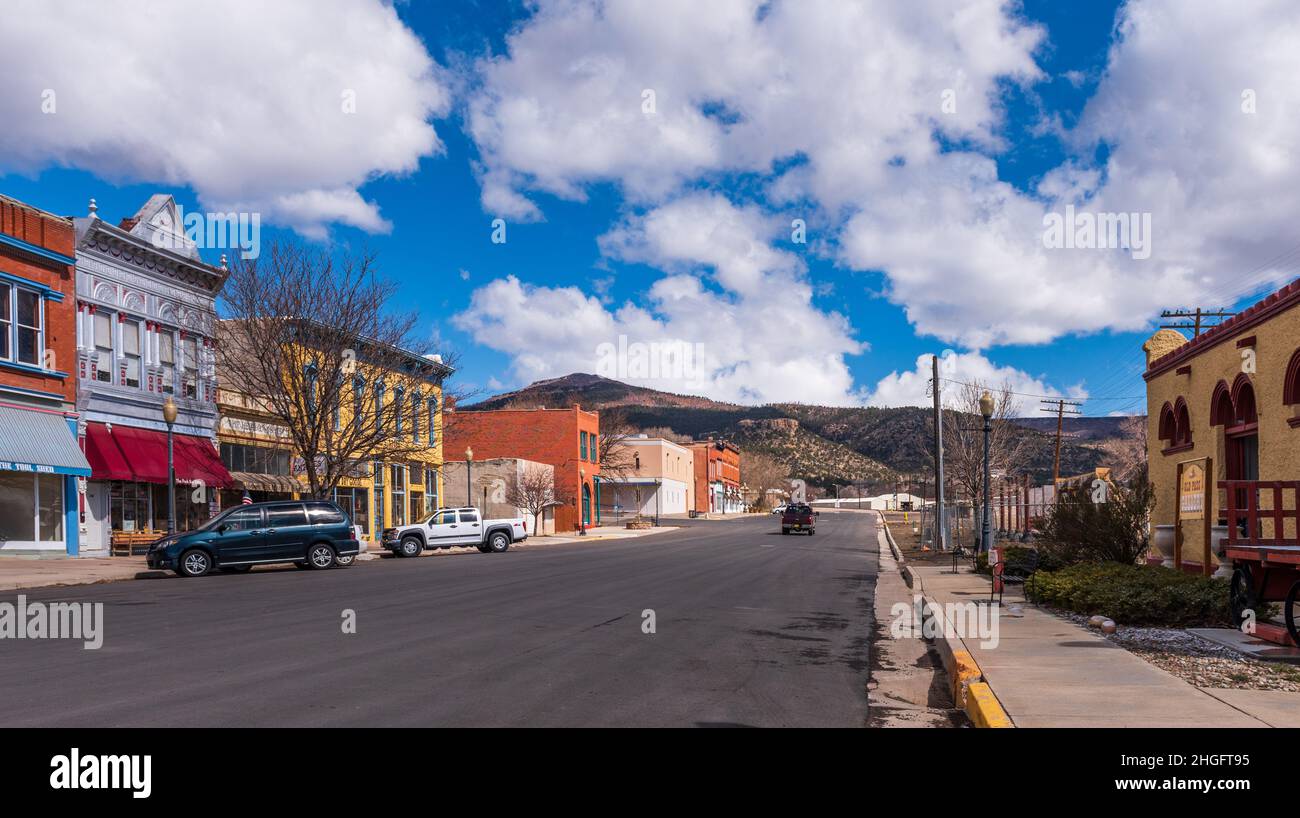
[1159,308,1235,338]
[930,355,946,551]
[1040,399,1083,486]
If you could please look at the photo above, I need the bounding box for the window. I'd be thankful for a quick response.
[222,507,264,531]
[411,394,420,443]
[266,504,309,528]
[110,481,150,531]
[0,472,63,544]
[460,510,479,523]
[431,510,454,525]
[373,461,385,527]
[220,442,291,475]
[353,377,366,431]
[158,328,176,394]
[307,503,346,525]
[122,318,141,388]
[181,335,198,398]
[390,464,407,526]
[590,434,597,462]
[93,310,113,382]
[374,383,385,435]
[424,468,438,516]
[0,285,9,360]
[580,431,588,460]
[394,387,405,435]
[428,398,437,446]
[1158,398,1192,452]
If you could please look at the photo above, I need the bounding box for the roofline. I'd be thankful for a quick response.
[1145,277,1300,380]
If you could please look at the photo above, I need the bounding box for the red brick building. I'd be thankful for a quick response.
[690,438,743,514]
[444,405,600,531]
[0,194,91,555]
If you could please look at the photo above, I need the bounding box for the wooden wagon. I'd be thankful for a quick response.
[1220,480,1300,644]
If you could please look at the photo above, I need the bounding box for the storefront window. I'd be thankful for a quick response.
[390,464,406,526]
[0,472,32,542]
[373,462,385,528]
[425,468,438,516]
[37,474,63,541]
[110,481,149,531]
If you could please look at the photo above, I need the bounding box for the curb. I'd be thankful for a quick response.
[905,563,1014,729]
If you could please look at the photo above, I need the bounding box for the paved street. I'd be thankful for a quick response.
[0,511,879,727]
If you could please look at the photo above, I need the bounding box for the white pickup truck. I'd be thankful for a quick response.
[382,507,528,557]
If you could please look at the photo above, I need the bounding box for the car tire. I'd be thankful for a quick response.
[177,548,212,577]
[334,554,354,567]
[487,532,511,553]
[808,529,815,536]
[476,544,491,553]
[307,543,337,569]
[398,536,423,558]
[219,565,252,574]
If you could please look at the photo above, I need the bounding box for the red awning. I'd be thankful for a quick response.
[84,424,234,488]
[84,422,134,481]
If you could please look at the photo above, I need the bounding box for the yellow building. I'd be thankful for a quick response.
[1143,279,1300,568]
[216,323,451,541]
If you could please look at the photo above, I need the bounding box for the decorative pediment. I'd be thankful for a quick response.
[127,194,200,260]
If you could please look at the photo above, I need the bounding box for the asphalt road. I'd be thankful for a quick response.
[0,510,880,727]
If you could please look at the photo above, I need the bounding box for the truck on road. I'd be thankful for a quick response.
[383,507,528,557]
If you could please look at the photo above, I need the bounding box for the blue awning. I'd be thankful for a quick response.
[0,404,91,477]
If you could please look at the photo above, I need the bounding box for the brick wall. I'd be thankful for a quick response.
[0,196,77,403]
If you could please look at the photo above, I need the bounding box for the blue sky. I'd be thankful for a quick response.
[3,0,1294,416]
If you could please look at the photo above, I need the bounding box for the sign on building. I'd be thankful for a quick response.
[1179,460,1207,520]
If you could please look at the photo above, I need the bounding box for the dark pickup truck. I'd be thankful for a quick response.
[781,503,817,535]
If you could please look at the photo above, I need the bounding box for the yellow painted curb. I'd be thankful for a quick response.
[949,650,982,708]
[965,682,1013,728]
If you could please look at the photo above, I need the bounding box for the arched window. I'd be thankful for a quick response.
[1284,349,1300,415]
[1174,397,1192,446]
[394,386,405,435]
[352,376,366,430]
[1210,380,1233,426]
[374,381,386,434]
[1231,375,1257,427]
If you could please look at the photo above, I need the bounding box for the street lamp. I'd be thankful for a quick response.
[465,447,473,508]
[979,390,994,554]
[579,467,587,536]
[163,397,178,535]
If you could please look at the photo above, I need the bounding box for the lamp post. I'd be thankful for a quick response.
[579,467,587,535]
[465,447,473,508]
[979,390,994,554]
[163,397,178,535]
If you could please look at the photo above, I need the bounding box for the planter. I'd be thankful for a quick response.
[1210,524,1233,579]
[1153,524,1176,568]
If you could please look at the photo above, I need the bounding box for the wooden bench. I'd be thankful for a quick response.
[111,530,161,557]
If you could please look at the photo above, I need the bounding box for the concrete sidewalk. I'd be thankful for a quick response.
[0,556,167,592]
[908,562,1299,727]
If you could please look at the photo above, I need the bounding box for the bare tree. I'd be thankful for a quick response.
[597,408,639,482]
[218,239,455,498]
[741,450,789,510]
[941,380,1027,544]
[1099,415,1149,483]
[504,464,557,536]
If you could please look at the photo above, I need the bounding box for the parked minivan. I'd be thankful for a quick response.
[146,500,361,577]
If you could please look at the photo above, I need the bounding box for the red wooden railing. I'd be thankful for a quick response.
[1218,480,1300,546]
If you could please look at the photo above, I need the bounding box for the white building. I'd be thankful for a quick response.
[600,436,695,520]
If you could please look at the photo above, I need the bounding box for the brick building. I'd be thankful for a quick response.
[1143,278,1300,570]
[444,405,599,531]
[690,438,743,514]
[0,194,91,555]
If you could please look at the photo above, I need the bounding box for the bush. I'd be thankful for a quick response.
[1038,479,1155,565]
[1030,562,1231,627]
[975,544,1066,575]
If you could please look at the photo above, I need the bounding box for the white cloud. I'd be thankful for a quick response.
[0,0,449,236]
[866,350,1087,416]
[454,194,865,404]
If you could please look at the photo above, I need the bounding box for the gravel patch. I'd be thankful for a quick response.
[1057,611,1300,692]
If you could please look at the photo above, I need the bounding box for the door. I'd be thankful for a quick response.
[425,509,462,547]
[1226,433,1260,538]
[455,509,483,545]
[263,503,312,559]
[582,483,592,527]
[201,506,266,563]
[84,483,109,554]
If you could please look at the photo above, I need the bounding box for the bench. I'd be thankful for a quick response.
[111,531,161,557]
[991,549,1040,604]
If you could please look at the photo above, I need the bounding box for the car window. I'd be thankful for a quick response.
[459,510,479,523]
[307,504,346,524]
[266,504,309,527]
[431,511,454,525]
[223,508,263,531]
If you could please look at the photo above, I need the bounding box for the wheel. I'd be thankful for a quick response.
[334,554,354,567]
[1285,581,1300,645]
[177,548,212,577]
[1229,566,1258,627]
[487,531,510,553]
[307,543,337,569]
[808,529,815,536]
[476,544,491,553]
[398,536,423,558]
[219,565,252,574]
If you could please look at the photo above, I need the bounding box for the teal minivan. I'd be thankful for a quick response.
[146,500,361,577]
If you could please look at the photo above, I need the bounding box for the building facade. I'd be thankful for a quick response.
[602,436,694,519]
[74,196,234,554]
[444,405,600,531]
[1143,278,1300,568]
[0,194,91,556]
[689,438,742,514]
[442,457,557,534]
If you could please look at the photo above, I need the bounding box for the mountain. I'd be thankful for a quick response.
[466,374,1129,489]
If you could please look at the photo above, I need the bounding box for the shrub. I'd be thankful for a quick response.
[1038,478,1155,565]
[1030,562,1231,627]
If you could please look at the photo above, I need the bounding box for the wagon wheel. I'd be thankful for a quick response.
[1229,566,1259,628]
[1285,582,1300,646]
